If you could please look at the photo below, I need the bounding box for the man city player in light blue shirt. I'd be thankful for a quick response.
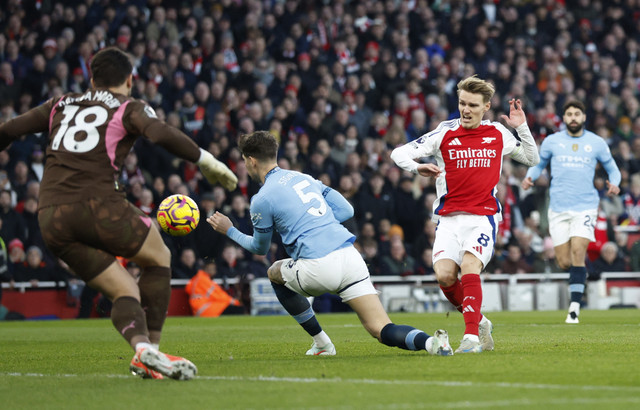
[208,131,453,356]
[522,100,621,324]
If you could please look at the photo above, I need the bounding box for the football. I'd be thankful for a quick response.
[156,194,200,236]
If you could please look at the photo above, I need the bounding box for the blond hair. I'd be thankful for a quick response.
[457,75,495,104]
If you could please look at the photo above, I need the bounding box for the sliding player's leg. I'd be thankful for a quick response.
[346,293,452,356]
[337,246,452,356]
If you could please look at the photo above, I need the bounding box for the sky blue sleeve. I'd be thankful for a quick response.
[227,226,272,255]
[525,139,551,181]
[323,187,354,222]
[225,194,273,255]
[598,142,622,186]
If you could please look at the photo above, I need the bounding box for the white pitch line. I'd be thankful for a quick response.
[292,397,640,410]
[438,397,640,409]
[2,372,639,393]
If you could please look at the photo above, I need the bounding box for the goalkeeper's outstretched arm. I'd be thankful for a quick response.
[143,119,238,191]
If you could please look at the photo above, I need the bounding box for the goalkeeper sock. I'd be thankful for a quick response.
[111,296,149,346]
[135,342,154,352]
[272,282,322,337]
[569,266,587,304]
[138,266,171,338]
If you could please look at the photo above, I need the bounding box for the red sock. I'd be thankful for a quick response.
[461,274,483,336]
[440,279,464,313]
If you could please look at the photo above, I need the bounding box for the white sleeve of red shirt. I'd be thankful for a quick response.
[504,122,540,166]
[390,120,449,174]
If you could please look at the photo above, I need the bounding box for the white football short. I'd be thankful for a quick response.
[548,208,597,246]
[280,245,377,302]
[432,213,497,268]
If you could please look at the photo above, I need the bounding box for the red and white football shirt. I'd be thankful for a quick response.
[391,118,521,220]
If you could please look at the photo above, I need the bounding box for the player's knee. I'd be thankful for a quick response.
[357,318,384,341]
[570,249,587,265]
[556,257,570,270]
[154,243,172,266]
[435,270,456,287]
[460,258,483,275]
[267,261,285,284]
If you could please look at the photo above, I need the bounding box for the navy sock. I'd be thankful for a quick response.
[569,266,587,304]
[380,323,430,351]
[272,282,322,336]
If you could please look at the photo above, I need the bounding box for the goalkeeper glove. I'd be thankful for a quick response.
[196,148,238,191]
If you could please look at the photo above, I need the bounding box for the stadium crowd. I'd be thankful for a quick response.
[2,0,640,312]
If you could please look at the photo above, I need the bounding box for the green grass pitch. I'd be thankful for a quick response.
[1,309,639,409]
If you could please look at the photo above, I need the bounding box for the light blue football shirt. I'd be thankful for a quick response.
[526,129,621,212]
[227,167,355,260]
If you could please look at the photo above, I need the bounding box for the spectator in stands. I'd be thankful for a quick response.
[412,219,437,260]
[172,247,199,279]
[228,193,252,236]
[393,176,420,243]
[406,108,428,142]
[21,195,44,248]
[29,147,44,182]
[380,238,416,277]
[620,172,640,225]
[375,219,395,257]
[359,237,382,276]
[192,192,225,261]
[246,253,271,279]
[532,237,563,274]
[0,235,9,305]
[6,237,24,265]
[12,159,38,202]
[0,189,26,243]
[496,242,534,274]
[145,6,179,44]
[0,62,22,106]
[415,248,435,276]
[355,172,395,229]
[12,245,54,285]
[217,243,251,309]
[184,260,244,317]
[588,241,627,280]
[614,230,631,268]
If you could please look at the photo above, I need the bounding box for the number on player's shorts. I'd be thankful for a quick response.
[293,180,328,217]
[51,104,108,152]
[477,233,490,247]
[584,214,595,228]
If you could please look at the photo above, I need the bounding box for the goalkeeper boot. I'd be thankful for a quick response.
[130,352,164,379]
[426,329,453,356]
[455,336,483,354]
[134,347,198,380]
[478,316,494,351]
[306,341,336,356]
